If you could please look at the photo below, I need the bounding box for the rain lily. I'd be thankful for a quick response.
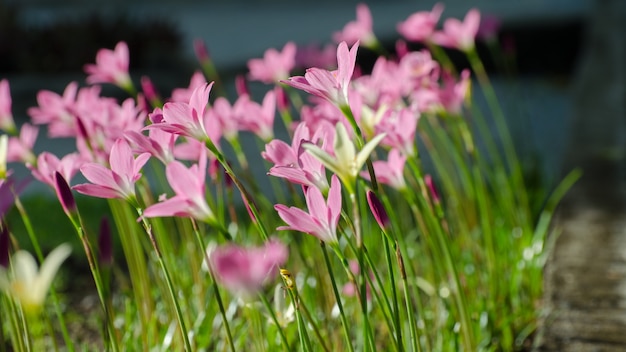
[124,129,178,165]
[7,123,38,166]
[247,42,297,84]
[207,239,288,299]
[432,8,481,52]
[73,138,150,203]
[333,3,377,48]
[29,151,83,188]
[84,41,133,90]
[361,148,407,191]
[233,90,276,141]
[274,174,342,244]
[170,71,207,103]
[283,41,359,108]
[303,122,385,189]
[396,3,444,42]
[149,82,215,143]
[0,244,72,314]
[142,148,216,224]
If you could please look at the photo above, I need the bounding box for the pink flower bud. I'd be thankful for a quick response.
[193,38,211,64]
[424,174,440,204]
[366,190,390,230]
[54,172,77,215]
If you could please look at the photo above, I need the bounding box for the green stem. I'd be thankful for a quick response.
[190,220,236,352]
[383,236,403,351]
[137,211,192,351]
[258,293,291,351]
[321,242,354,352]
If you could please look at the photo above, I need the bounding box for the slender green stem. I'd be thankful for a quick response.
[137,211,192,351]
[383,236,403,351]
[321,242,354,352]
[258,293,291,351]
[397,240,422,352]
[190,220,236,352]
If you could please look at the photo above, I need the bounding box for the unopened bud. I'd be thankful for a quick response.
[235,75,249,96]
[275,86,290,112]
[366,190,390,230]
[54,171,77,215]
[193,38,211,64]
[424,174,440,204]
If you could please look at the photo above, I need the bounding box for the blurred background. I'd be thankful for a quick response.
[1,0,616,195]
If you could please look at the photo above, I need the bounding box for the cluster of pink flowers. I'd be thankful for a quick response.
[0,2,490,298]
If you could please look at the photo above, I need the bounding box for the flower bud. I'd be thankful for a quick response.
[366,190,390,230]
[54,171,77,216]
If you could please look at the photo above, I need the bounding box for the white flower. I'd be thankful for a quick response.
[0,244,72,313]
[304,123,385,189]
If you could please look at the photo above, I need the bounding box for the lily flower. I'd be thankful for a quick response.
[0,244,72,314]
[142,148,216,224]
[432,8,481,52]
[84,41,133,90]
[73,138,150,203]
[274,174,342,244]
[283,41,359,108]
[247,42,297,84]
[397,3,444,43]
[333,4,377,48]
[303,122,385,189]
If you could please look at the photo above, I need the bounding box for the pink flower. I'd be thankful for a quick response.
[208,239,288,298]
[29,152,84,188]
[397,3,444,42]
[333,3,376,47]
[263,121,333,191]
[376,106,419,157]
[274,174,342,244]
[124,129,177,165]
[437,69,471,114]
[247,42,296,84]
[142,148,215,223]
[233,90,276,141]
[170,71,207,103]
[27,82,79,138]
[73,138,150,202]
[7,123,38,165]
[84,41,132,88]
[148,82,214,142]
[295,42,337,70]
[361,148,407,190]
[283,41,359,108]
[432,9,481,52]
[0,79,17,134]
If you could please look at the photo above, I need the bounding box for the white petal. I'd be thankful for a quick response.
[12,251,38,286]
[356,132,386,170]
[36,244,72,300]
